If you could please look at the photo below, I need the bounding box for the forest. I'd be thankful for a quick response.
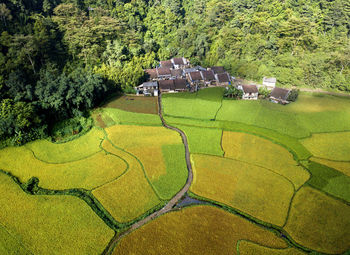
[0,0,349,145]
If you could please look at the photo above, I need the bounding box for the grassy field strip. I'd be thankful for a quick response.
[25,127,105,163]
[284,186,350,254]
[162,87,225,120]
[164,116,311,161]
[0,144,128,190]
[301,131,350,161]
[101,108,162,127]
[190,154,294,227]
[113,206,289,255]
[102,95,158,115]
[222,132,310,190]
[0,172,115,255]
[0,221,33,255]
[310,157,350,177]
[302,161,350,203]
[92,139,162,223]
[174,125,224,156]
[237,240,306,255]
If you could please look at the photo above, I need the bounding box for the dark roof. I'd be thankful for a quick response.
[201,70,215,81]
[189,71,202,81]
[270,87,290,100]
[160,60,173,68]
[157,67,171,76]
[172,57,185,65]
[145,69,158,79]
[142,81,158,88]
[171,69,183,77]
[210,66,225,74]
[216,73,230,83]
[242,85,258,93]
[174,79,187,89]
[158,80,175,91]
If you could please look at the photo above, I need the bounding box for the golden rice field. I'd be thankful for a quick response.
[190,154,294,227]
[301,132,350,161]
[238,240,306,255]
[92,139,161,223]
[0,145,127,190]
[113,206,288,255]
[26,127,105,163]
[104,125,188,199]
[284,186,350,254]
[0,173,114,255]
[222,132,310,189]
[310,157,350,177]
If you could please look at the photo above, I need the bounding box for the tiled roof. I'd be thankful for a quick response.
[201,70,215,81]
[270,87,290,100]
[216,73,230,83]
[145,69,158,79]
[160,60,173,68]
[242,85,258,93]
[210,66,225,74]
[189,71,202,81]
[157,67,171,76]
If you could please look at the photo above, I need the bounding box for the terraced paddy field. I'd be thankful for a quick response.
[113,206,290,255]
[1,89,350,254]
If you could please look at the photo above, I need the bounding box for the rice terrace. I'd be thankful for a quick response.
[0,88,349,255]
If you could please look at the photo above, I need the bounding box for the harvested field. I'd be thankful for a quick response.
[113,206,288,255]
[99,108,162,126]
[103,95,158,115]
[190,154,294,226]
[104,125,188,199]
[25,127,104,163]
[92,140,161,222]
[0,146,128,190]
[284,186,350,254]
[310,157,350,177]
[174,125,224,156]
[162,87,225,119]
[222,132,309,189]
[238,240,306,255]
[301,132,350,161]
[0,173,114,255]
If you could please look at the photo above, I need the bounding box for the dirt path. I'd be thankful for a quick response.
[298,88,350,98]
[102,94,193,255]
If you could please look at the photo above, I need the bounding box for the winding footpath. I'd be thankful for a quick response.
[102,94,194,255]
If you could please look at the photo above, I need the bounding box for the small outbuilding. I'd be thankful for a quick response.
[263,77,277,90]
[269,87,291,104]
[241,85,258,100]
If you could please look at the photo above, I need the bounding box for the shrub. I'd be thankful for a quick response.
[287,89,299,102]
[258,87,270,99]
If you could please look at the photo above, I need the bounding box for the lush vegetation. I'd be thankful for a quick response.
[238,241,306,255]
[114,206,289,255]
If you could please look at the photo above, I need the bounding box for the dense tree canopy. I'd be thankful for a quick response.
[0,0,349,144]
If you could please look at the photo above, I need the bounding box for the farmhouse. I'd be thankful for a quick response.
[200,70,216,85]
[160,60,174,69]
[159,80,175,93]
[174,79,188,92]
[270,87,291,104]
[215,72,231,86]
[171,57,190,69]
[171,69,184,79]
[136,81,158,96]
[241,85,258,100]
[157,67,172,79]
[263,77,277,90]
[188,71,203,85]
[210,66,225,74]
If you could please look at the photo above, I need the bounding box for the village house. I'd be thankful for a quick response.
[240,85,258,100]
[171,69,184,79]
[188,71,203,85]
[215,72,231,86]
[263,77,277,90]
[200,70,216,86]
[158,80,175,93]
[135,81,158,96]
[174,79,188,92]
[145,69,158,80]
[156,67,172,79]
[160,60,174,69]
[210,66,225,74]
[270,87,291,104]
[171,57,190,69]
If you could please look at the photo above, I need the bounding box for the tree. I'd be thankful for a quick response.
[0,3,12,28]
